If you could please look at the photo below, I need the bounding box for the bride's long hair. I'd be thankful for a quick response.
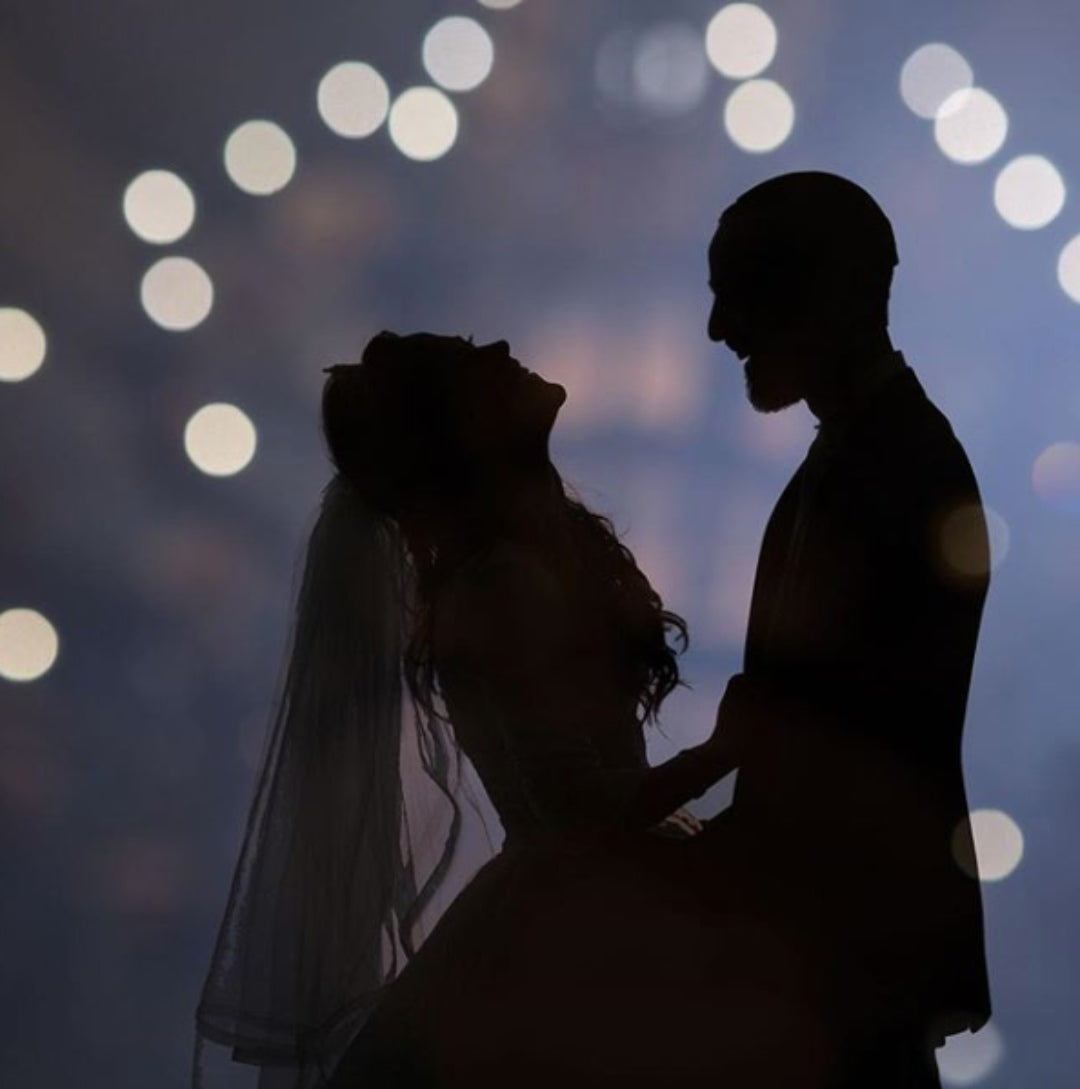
[324,333,688,730]
[192,331,687,1089]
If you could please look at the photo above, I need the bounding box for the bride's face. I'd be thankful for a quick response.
[432,335,567,467]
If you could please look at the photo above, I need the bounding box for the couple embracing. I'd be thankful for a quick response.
[194,172,991,1089]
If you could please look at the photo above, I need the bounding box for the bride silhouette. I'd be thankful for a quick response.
[192,331,837,1089]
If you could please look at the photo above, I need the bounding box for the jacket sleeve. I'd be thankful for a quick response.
[434,547,733,836]
[853,438,990,748]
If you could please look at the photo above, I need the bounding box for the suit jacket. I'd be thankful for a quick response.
[726,357,991,1042]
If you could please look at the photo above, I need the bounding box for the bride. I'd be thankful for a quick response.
[193,331,832,1089]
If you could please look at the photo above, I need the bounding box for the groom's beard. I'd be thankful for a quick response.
[745,354,804,413]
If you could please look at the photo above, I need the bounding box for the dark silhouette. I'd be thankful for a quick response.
[194,331,769,1089]
[193,175,992,1089]
[704,172,992,1086]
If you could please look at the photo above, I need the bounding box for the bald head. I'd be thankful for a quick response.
[707,172,900,413]
[710,172,898,320]
[722,171,898,265]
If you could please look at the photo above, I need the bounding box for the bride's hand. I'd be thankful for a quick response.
[659,807,704,836]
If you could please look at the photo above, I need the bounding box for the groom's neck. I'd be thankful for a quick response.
[804,329,898,423]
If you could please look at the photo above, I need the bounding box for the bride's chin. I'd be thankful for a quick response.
[542,381,567,408]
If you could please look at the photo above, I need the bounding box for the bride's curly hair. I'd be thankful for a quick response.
[322,331,688,729]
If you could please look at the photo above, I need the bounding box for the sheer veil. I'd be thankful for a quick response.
[192,473,494,1089]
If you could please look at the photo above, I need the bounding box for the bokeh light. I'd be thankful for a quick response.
[317,62,390,138]
[933,88,1008,164]
[705,3,778,80]
[422,16,495,93]
[983,507,1011,571]
[1056,234,1080,303]
[140,257,214,331]
[0,307,47,382]
[900,43,974,120]
[1032,440,1080,514]
[954,808,1024,881]
[477,0,521,8]
[0,608,59,682]
[633,23,710,116]
[183,403,258,477]
[723,79,795,153]
[91,832,193,917]
[122,170,196,244]
[937,503,1010,579]
[736,401,813,465]
[223,120,297,195]
[388,87,459,161]
[595,27,638,108]
[937,504,989,580]
[936,1022,1005,1086]
[993,155,1066,229]
[628,326,708,430]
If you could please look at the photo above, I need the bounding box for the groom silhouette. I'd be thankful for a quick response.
[706,172,992,1087]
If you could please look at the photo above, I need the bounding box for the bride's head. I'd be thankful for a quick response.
[322,331,566,547]
[321,329,685,724]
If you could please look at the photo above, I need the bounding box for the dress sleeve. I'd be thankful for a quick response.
[434,547,733,836]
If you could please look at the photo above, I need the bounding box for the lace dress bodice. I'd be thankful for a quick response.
[430,541,728,849]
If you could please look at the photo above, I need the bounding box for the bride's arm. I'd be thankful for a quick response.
[434,547,736,837]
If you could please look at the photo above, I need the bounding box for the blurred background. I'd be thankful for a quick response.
[2,0,1078,1085]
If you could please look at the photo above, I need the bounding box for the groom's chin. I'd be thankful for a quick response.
[745,374,801,414]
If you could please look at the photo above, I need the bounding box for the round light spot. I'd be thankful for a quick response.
[317,62,390,138]
[953,809,1024,882]
[0,308,47,382]
[477,0,521,8]
[1032,440,1080,514]
[388,87,459,162]
[224,120,297,196]
[984,507,1011,570]
[705,3,778,80]
[993,155,1066,230]
[938,504,988,579]
[736,399,813,464]
[936,1022,1004,1086]
[0,608,59,682]
[723,79,795,153]
[900,43,974,120]
[595,27,637,107]
[633,23,710,115]
[936,503,1011,579]
[1056,234,1080,303]
[122,170,196,244]
[422,16,494,93]
[184,403,257,477]
[140,257,214,332]
[933,88,1008,165]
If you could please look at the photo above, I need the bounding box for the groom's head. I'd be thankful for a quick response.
[707,172,899,412]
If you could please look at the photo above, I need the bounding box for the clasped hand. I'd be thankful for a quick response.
[655,673,753,836]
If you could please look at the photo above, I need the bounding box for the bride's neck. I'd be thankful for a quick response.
[436,462,564,569]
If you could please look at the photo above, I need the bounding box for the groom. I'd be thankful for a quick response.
[705,173,992,1086]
